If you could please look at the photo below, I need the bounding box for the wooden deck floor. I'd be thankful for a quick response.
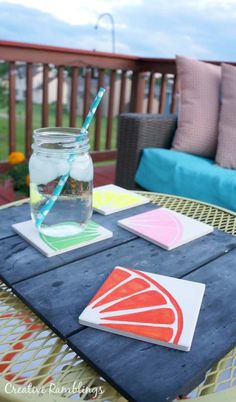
[0,164,116,206]
[0,180,16,206]
[94,164,116,187]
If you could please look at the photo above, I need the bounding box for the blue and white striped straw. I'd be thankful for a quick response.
[35,87,106,228]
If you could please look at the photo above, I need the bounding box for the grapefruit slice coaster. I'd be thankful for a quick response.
[118,207,213,250]
[79,266,206,352]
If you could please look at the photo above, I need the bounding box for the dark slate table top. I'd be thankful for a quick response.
[1,202,236,402]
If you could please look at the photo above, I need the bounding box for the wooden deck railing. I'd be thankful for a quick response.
[0,40,235,165]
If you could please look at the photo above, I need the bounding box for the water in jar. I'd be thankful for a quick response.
[29,152,93,237]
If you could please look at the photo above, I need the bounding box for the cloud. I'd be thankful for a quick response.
[0,3,91,47]
[0,0,235,60]
[0,0,142,25]
[111,0,236,59]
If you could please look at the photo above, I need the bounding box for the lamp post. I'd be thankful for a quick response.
[94,13,116,53]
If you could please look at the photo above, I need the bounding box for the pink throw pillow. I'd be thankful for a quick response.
[215,63,236,168]
[172,55,221,158]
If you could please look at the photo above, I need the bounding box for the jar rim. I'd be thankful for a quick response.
[33,127,87,137]
[32,127,89,155]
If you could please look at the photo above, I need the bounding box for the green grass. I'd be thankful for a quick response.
[0,101,118,160]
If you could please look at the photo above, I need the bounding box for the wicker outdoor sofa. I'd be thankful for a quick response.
[115,113,178,189]
[115,113,236,211]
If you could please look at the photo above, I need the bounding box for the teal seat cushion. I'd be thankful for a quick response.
[135,148,236,211]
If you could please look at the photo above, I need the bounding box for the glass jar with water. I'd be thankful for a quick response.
[29,127,93,237]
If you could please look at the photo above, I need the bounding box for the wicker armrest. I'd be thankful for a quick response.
[115,113,177,189]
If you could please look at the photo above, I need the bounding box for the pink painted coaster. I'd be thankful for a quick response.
[118,207,213,250]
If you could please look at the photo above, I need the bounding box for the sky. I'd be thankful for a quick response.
[0,0,235,60]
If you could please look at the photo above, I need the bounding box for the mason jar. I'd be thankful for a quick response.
[29,128,93,237]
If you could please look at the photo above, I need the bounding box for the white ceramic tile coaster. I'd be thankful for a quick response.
[12,220,113,257]
[79,266,206,351]
[118,207,213,250]
[93,184,149,215]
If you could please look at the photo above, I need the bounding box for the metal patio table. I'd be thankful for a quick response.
[0,193,235,402]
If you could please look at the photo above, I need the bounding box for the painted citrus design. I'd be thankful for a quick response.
[93,190,145,210]
[87,267,183,344]
[40,221,101,251]
[30,183,44,204]
[121,209,183,247]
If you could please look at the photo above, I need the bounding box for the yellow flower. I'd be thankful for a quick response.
[25,174,30,186]
[8,151,25,165]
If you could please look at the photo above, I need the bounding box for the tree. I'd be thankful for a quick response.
[0,62,8,109]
